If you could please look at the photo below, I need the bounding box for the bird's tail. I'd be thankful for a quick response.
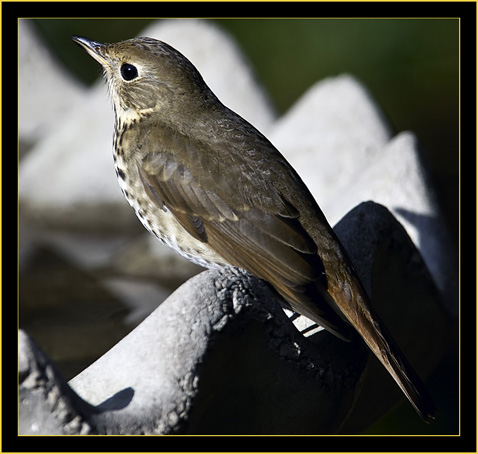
[329,264,437,422]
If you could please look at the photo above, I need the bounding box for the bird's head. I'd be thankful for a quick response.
[72,36,215,122]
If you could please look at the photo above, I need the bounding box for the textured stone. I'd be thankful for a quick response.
[69,266,368,435]
[18,202,450,435]
[18,330,97,435]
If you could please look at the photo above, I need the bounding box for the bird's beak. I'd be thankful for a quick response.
[72,36,110,69]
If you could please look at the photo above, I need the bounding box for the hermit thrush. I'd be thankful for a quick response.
[72,35,435,422]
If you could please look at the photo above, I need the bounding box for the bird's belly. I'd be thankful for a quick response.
[143,206,226,269]
[115,162,226,269]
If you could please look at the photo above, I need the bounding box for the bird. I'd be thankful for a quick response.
[72,35,436,422]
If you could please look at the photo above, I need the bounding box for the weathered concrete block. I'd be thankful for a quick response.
[19,202,450,435]
[69,266,368,435]
[18,330,97,435]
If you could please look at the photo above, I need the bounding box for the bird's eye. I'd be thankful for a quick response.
[120,63,138,81]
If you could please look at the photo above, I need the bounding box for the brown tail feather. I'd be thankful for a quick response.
[328,264,436,422]
[367,312,437,422]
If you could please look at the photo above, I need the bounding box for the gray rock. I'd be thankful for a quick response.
[19,202,449,435]
[19,330,97,435]
[19,265,368,435]
[69,266,368,435]
[270,74,393,196]
[19,79,130,231]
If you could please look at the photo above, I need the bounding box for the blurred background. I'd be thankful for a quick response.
[19,18,459,435]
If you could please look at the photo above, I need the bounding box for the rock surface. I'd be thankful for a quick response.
[20,264,369,435]
[18,330,97,435]
[19,202,450,435]
[70,266,369,435]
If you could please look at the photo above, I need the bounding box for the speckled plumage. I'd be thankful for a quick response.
[73,35,435,422]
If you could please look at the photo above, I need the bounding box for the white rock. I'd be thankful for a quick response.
[270,74,392,210]
[19,19,86,147]
[19,81,130,229]
[329,131,456,306]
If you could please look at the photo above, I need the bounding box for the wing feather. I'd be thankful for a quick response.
[133,124,352,340]
[137,156,351,339]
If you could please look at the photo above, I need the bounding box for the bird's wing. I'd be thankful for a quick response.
[134,124,353,340]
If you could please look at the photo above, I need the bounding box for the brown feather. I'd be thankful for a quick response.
[137,148,353,340]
